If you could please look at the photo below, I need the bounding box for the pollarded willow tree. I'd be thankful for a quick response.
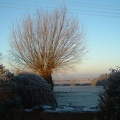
[9,7,87,89]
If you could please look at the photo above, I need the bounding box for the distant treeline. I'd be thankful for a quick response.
[55,74,109,87]
[55,83,91,86]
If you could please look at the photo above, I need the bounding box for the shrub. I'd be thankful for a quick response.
[11,72,57,109]
[0,64,14,80]
[97,67,120,119]
[0,65,22,112]
[0,81,22,112]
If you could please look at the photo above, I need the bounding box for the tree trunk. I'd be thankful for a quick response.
[43,74,54,90]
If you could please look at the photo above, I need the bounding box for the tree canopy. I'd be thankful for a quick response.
[9,7,87,88]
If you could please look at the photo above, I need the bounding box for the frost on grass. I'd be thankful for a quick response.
[11,72,57,109]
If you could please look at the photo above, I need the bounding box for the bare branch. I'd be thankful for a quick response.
[9,7,87,87]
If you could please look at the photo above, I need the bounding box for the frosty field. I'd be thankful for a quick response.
[54,86,102,110]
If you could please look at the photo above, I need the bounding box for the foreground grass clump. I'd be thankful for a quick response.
[97,67,120,119]
[11,72,57,109]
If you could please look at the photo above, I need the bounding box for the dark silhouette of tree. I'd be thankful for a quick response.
[9,7,87,89]
[97,68,120,119]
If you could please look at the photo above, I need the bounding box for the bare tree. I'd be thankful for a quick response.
[9,8,87,89]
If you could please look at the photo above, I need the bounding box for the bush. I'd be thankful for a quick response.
[96,79,107,86]
[0,81,22,112]
[0,65,22,112]
[97,68,120,119]
[11,72,57,109]
[0,65,57,111]
[0,64,14,80]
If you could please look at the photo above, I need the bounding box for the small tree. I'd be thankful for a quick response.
[9,7,87,89]
[97,68,120,119]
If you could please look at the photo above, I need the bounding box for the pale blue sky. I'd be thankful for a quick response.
[0,0,120,78]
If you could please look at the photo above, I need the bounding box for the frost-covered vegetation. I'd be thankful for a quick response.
[12,72,57,109]
[97,67,120,119]
[0,64,14,80]
[0,64,21,112]
[0,64,57,111]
